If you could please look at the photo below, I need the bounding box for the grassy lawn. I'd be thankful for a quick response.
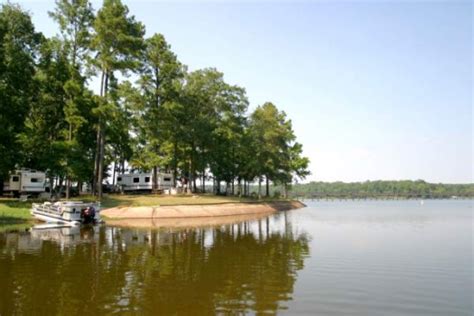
[0,194,287,223]
[0,198,32,224]
[77,193,284,208]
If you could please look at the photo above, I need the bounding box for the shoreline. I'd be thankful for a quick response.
[106,212,275,230]
[101,200,306,219]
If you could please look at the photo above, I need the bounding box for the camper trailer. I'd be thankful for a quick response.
[3,169,47,197]
[117,172,173,192]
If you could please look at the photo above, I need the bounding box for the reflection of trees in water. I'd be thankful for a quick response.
[0,215,310,315]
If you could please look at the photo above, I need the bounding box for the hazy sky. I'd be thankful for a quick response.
[14,0,473,183]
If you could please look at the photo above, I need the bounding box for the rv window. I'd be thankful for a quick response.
[12,176,19,182]
[117,177,122,182]
[133,177,140,183]
[31,178,38,183]
[164,177,171,182]
[145,177,150,183]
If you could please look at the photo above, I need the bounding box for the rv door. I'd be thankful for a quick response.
[7,175,21,192]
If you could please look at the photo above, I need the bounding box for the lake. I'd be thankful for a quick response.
[0,200,472,315]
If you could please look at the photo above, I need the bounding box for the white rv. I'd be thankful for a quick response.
[117,172,173,192]
[3,169,47,197]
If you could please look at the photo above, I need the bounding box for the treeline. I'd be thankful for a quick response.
[0,0,309,199]
[284,180,474,199]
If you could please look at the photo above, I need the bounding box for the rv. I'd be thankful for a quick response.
[3,169,47,197]
[117,172,173,192]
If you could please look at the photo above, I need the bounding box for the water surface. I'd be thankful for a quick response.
[0,200,472,315]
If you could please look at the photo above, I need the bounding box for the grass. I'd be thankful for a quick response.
[0,198,33,224]
[74,193,286,208]
[0,193,288,223]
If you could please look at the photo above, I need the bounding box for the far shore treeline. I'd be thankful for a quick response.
[281,180,474,199]
[0,0,310,199]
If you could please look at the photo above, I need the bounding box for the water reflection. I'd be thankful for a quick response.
[0,213,310,315]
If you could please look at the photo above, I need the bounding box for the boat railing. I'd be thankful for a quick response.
[33,203,61,214]
[33,202,100,214]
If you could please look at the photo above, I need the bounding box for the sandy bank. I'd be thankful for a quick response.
[106,212,274,229]
[101,200,305,219]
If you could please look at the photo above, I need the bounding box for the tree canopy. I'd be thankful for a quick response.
[0,0,310,199]
[286,180,474,199]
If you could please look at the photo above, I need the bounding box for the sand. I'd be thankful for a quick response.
[101,200,305,219]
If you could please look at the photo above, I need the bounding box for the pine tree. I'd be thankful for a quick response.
[49,0,94,198]
[90,0,144,199]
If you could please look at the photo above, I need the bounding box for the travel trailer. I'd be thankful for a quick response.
[117,172,173,192]
[3,169,47,197]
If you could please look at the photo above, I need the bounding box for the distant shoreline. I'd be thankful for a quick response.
[295,196,473,200]
[282,180,474,200]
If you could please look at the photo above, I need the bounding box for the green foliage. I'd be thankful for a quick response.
[249,103,310,196]
[0,1,310,198]
[288,180,474,198]
[0,3,41,177]
[90,0,145,77]
[19,38,70,175]
[90,0,145,198]
[0,199,32,223]
[49,0,94,69]
[131,33,183,177]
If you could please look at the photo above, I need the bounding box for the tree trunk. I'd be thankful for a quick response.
[93,70,106,196]
[112,161,116,186]
[190,143,196,193]
[173,140,178,188]
[66,179,71,199]
[93,127,101,195]
[65,121,73,200]
[237,178,242,197]
[258,177,262,200]
[78,180,83,194]
[266,176,270,197]
[153,166,158,193]
[58,176,64,197]
[97,126,105,199]
[201,170,205,193]
[97,71,109,200]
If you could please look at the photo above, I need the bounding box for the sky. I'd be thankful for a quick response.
[11,0,473,183]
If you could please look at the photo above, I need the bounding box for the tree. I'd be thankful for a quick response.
[280,142,310,198]
[132,33,184,191]
[249,102,309,198]
[208,84,248,195]
[49,0,93,70]
[49,0,94,198]
[107,79,134,185]
[90,0,145,199]
[0,3,41,191]
[19,38,72,193]
[180,69,249,194]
